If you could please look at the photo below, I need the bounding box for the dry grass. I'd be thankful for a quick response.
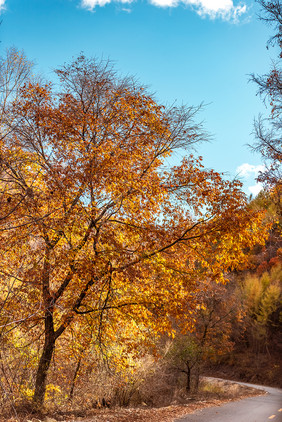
[0,377,265,422]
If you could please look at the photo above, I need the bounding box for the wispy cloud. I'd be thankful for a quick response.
[81,0,133,10]
[121,7,132,12]
[80,0,247,21]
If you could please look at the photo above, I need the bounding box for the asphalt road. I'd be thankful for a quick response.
[175,381,282,422]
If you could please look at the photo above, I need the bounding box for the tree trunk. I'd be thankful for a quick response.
[186,361,191,392]
[32,248,56,408]
[69,356,82,401]
[32,310,55,408]
[194,362,200,392]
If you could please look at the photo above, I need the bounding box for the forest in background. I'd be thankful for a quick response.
[0,0,281,419]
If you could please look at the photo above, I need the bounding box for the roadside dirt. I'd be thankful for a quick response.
[1,378,265,422]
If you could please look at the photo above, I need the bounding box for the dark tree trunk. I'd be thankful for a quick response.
[194,363,200,392]
[69,356,82,401]
[32,310,55,407]
[186,361,191,392]
[32,250,55,408]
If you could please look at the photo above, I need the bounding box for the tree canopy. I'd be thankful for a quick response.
[250,1,282,212]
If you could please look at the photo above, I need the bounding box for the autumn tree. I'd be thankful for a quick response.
[250,1,282,211]
[256,0,282,52]
[0,48,34,411]
[240,263,282,355]
[165,280,242,392]
[0,54,268,408]
[0,47,33,112]
[0,47,33,221]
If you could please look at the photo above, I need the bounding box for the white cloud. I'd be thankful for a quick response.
[236,163,265,197]
[0,0,6,12]
[150,0,178,6]
[82,0,113,8]
[236,163,266,178]
[148,0,247,21]
[248,183,263,196]
[177,0,247,21]
[80,0,247,20]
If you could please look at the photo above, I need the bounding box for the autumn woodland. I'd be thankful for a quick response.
[0,0,281,419]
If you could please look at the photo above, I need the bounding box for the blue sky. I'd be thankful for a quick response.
[0,0,275,196]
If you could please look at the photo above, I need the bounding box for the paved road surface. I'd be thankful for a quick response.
[175,380,282,422]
